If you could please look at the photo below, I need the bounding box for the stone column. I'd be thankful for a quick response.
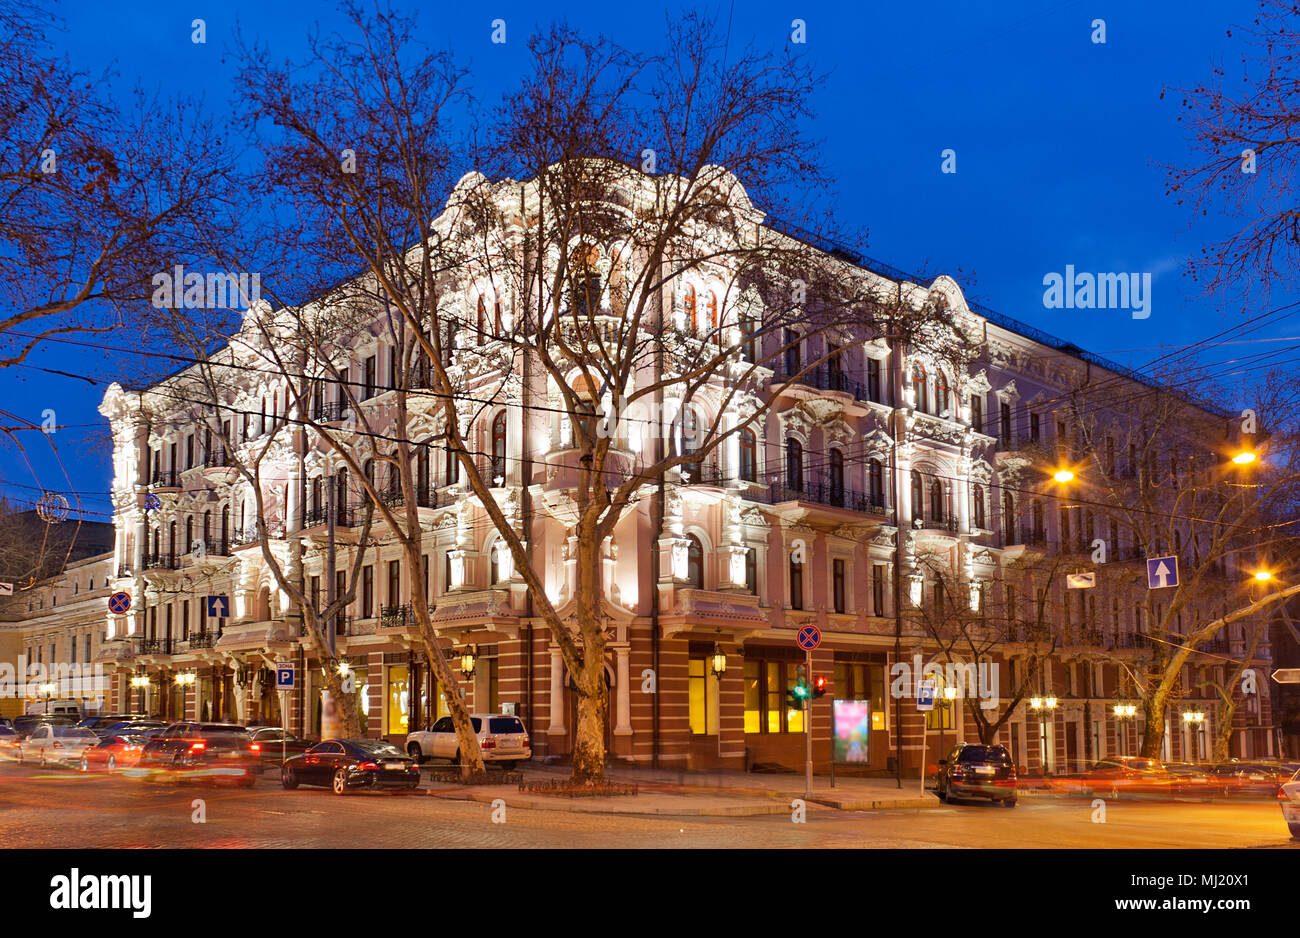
[612,642,632,738]
[546,645,566,737]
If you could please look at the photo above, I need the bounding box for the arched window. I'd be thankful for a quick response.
[706,290,718,333]
[828,449,845,505]
[972,483,986,529]
[684,284,697,332]
[930,480,944,522]
[336,467,350,513]
[491,411,508,483]
[911,471,925,522]
[868,458,884,507]
[1002,491,1015,544]
[476,295,487,345]
[935,371,950,417]
[220,506,230,552]
[912,362,928,413]
[686,535,704,589]
[739,429,756,482]
[494,301,504,334]
[184,516,193,552]
[362,458,375,502]
[490,542,502,584]
[786,438,804,492]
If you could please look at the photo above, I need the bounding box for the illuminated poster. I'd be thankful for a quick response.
[833,699,871,763]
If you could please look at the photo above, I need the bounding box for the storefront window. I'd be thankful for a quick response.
[743,653,806,735]
[688,657,719,735]
[387,665,409,735]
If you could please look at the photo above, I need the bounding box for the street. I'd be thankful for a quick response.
[1,762,1295,849]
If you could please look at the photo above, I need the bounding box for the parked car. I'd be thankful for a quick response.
[281,738,421,794]
[1280,767,1300,840]
[404,714,531,769]
[936,743,1017,806]
[0,725,20,759]
[1160,761,1217,800]
[24,699,81,719]
[76,714,136,731]
[17,724,100,766]
[138,723,260,785]
[79,734,148,773]
[246,727,314,763]
[12,714,76,738]
[94,719,166,738]
[1081,757,1178,800]
[0,716,13,728]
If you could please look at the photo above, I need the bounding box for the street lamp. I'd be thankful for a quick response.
[460,646,477,680]
[1254,569,1273,583]
[1231,449,1256,466]
[1052,469,1075,484]
[1029,696,1057,773]
[1114,703,1137,755]
[1183,710,1206,760]
[709,644,727,679]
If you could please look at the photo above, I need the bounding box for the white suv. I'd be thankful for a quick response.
[18,725,100,767]
[405,714,530,769]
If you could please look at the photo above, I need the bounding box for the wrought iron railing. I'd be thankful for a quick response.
[378,604,416,630]
[150,469,180,488]
[143,552,181,570]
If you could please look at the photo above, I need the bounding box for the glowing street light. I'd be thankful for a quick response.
[1231,450,1257,466]
[1254,570,1273,583]
[1052,469,1075,483]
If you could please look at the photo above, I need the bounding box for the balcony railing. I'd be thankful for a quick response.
[377,485,437,510]
[301,503,363,529]
[202,450,230,469]
[232,522,286,547]
[143,552,181,571]
[772,365,873,403]
[770,473,880,513]
[135,637,174,656]
[378,603,416,630]
[188,539,230,559]
[1115,632,1151,649]
[150,469,180,488]
[299,615,353,638]
[186,632,220,649]
[313,401,351,423]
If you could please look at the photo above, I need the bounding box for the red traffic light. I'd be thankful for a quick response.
[813,674,829,699]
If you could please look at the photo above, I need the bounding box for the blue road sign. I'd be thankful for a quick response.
[275,663,296,690]
[144,494,161,511]
[917,679,936,711]
[108,591,131,615]
[1146,556,1179,590]
[796,625,822,651]
[206,595,230,618]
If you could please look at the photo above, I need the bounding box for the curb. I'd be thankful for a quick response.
[425,787,795,816]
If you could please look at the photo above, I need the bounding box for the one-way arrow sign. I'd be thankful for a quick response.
[206,595,230,618]
[1272,669,1300,684]
[1146,555,1179,590]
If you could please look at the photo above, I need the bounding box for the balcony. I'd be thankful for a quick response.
[914,515,960,534]
[313,401,351,423]
[185,632,221,650]
[143,552,181,571]
[377,485,438,511]
[202,450,230,469]
[378,603,417,630]
[150,469,181,489]
[769,472,884,514]
[679,459,727,487]
[135,637,174,656]
[187,539,230,560]
[772,365,875,403]
[1115,632,1151,650]
[231,522,286,548]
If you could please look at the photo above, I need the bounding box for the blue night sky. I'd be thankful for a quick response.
[4,0,1290,525]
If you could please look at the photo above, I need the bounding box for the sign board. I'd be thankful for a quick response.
[833,699,871,764]
[917,679,936,711]
[1146,556,1179,590]
[1272,669,1300,685]
[795,625,822,651]
[275,662,296,690]
[144,494,161,511]
[108,591,131,615]
[205,595,230,618]
[1067,572,1096,589]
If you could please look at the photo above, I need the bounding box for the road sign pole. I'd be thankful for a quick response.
[805,647,813,801]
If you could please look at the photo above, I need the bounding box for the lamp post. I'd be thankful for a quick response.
[175,671,196,721]
[130,674,151,716]
[1030,696,1058,773]
[1113,703,1136,756]
[460,647,477,680]
[941,684,958,757]
[39,681,55,715]
[1182,710,1206,761]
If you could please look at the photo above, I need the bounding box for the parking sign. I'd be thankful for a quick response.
[275,662,296,690]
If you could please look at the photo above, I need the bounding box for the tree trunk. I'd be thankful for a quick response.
[1139,686,1168,758]
[1213,701,1236,763]
[571,663,609,784]
[322,663,364,739]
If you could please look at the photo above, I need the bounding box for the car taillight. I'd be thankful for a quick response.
[53,740,63,749]
[358,761,379,771]
[249,743,260,752]
[481,738,496,749]
[188,742,206,752]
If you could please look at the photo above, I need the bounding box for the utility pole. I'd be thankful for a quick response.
[890,330,906,790]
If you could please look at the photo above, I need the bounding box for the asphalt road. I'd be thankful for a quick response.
[0,761,1295,849]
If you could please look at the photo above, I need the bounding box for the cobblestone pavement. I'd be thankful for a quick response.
[0,763,1295,849]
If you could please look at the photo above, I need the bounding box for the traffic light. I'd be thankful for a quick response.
[813,674,830,699]
[786,675,811,711]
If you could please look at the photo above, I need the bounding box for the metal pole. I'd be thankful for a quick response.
[804,650,813,801]
[889,332,905,790]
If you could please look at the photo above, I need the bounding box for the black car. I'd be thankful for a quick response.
[139,722,261,785]
[247,727,314,763]
[937,743,1018,806]
[281,738,421,794]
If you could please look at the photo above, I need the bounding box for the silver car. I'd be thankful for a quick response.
[18,724,100,767]
[404,714,531,769]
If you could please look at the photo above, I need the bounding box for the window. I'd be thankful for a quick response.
[745,548,758,595]
[912,471,924,523]
[739,429,756,482]
[741,316,758,363]
[789,552,804,610]
[1059,507,1071,548]
[783,329,801,375]
[912,362,928,413]
[866,357,882,403]
[827,342,843,385]
[832,558,846,614]
[972,483,986,529]
[1000,402,1013,444]
[490,412,507,483]
[935,371,950,416]
[786,438,803,491]
[1032,499,1045,540]
[868,458,884,507]
[361,565,374,618]
[476,296,487,344]
[1030,412,1040,443]
[1002,491,1016,543]
[363,355,377,400]
[490,543,501,585]
[930,480,944,523]
[494,301,504,334]
[970,392,983,432]
[685,535,704,589]
[387,560,400,608]
[828,449,844,504]
[444,551,454,594]
[445,445,460,485]
[684,284,697,332]
[743,653,806,734]
[705,290,718,334]
[688,656,719,735]
[872,565,885,616]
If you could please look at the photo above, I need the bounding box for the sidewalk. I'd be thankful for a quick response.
[421,763,939,817]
